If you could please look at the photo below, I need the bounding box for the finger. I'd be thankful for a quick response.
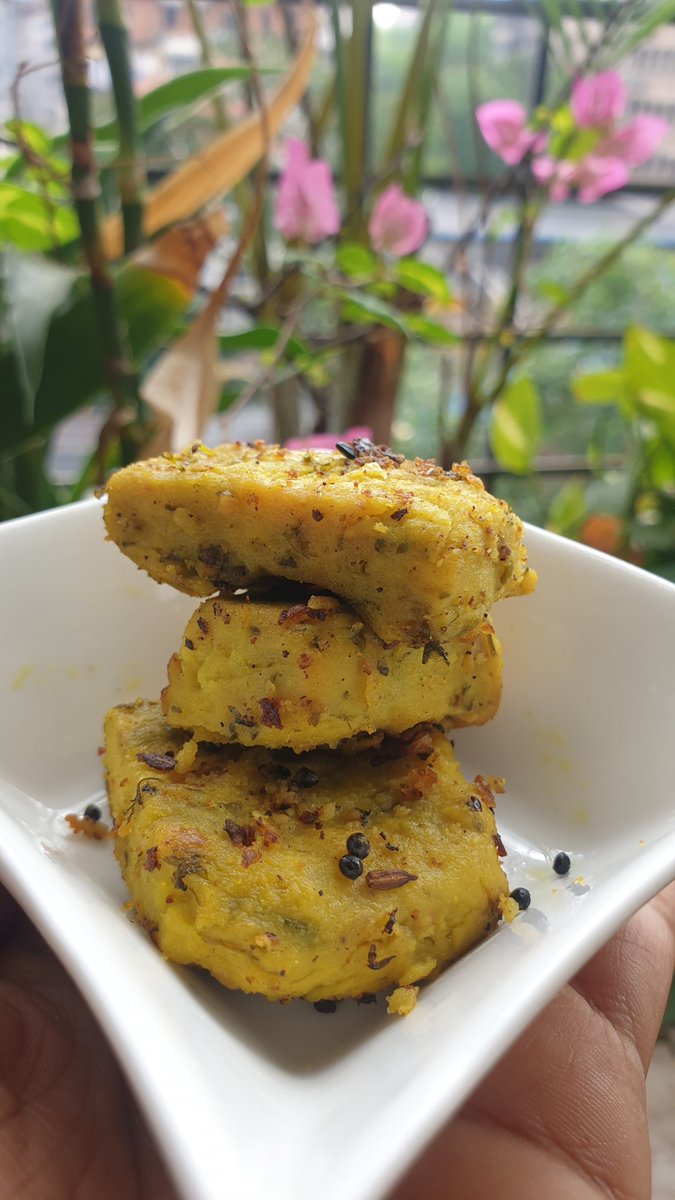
[392,983,651,1200]
[0,916,180,1200]
[390,887,675,1200]
[0,886,20,946]
[571,880,675,1072]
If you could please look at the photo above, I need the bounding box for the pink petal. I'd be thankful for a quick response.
[298,161,341,243]
[576,155,630,203]
[274,142,341,243]
[571,71,626,129]
[285,434,340,449]
[599,115,668,168]
[476,100,534,164]
[344,426,373,441]
[368,185,428,257]
[286,426,373,450]
[284,138,310,174]
[532,155,555,184]
[532,156,573,201]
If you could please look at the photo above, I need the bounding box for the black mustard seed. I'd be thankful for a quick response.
[553,851,571,876]
[346,832,370,859]
[339,854,363,880]
[510,887,531,911]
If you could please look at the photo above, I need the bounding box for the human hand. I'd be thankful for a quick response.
[392,880,675,1200]
[0,887,178,1200]
[0,881,673,1200]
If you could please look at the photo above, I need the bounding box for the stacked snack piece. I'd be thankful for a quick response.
[102,438,536,1012]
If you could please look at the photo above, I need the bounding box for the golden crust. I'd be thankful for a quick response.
[105,700,510,1003]
[103,440,536,645]
[162,594,503,751]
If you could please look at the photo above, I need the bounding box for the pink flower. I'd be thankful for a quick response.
[274,139,341,244]
[534,153,629,203]
[286,426,373,450]
[368,185,428,257]
[598,115,668,167]
[574,155,630,203]
[571,71,626,129]
[475,100,544,165]
[532,156,576,202]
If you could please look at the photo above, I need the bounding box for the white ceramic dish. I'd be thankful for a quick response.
[1,498,674,1200]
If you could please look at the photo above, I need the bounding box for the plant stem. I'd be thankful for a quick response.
[185,0,229,130]
[446,188,675,465]
[51,0,140,467]
[190,0,271,289]
[516,189,675,354]
[280,1,318,153]
[342,0,373,241]
[96,0,143,253]
[446,196,538,463]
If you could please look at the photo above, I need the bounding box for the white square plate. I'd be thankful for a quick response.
[1,498,674,1200]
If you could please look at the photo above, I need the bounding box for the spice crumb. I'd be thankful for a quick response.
[387,985,419,1016]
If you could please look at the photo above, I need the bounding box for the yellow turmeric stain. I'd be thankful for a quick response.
[11,664,34,690]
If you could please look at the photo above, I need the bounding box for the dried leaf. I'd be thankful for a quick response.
[101,16,317,259]
[141,288,221,454]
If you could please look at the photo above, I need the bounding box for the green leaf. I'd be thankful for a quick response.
[547,479,587,537]
[638,388,675,418]
[616,0,675,58]
[489,377,542,475]
[624,327,675,428]
[573,369,625,405]
[628,326,670,367]
[0,153,20,178]
[217,326,312,363]
[550,126,599,163]
[341,289,410,336]
[2,251,78,421]
[405,313,456,346]
[536,279,571,306]
[647,440,675,491]
[394,259,451,303]
[0,184,78,251]
[55,67,265,149]
[217,378,247,411]
[335,242,378,279]
[3,119,52,156]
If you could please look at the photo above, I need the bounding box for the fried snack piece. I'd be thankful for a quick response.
[103,440,535,645]
[105,700,509,1003]
[162,594,503,751]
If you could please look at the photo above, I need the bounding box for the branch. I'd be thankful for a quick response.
[96,0,143,253]
[220,296,313,429]
[448,3,627,269]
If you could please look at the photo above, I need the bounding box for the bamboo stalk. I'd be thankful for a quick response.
[51,0,139,463]
[96,0,144,253]
[381,0,439,180]
[342,0,373,241]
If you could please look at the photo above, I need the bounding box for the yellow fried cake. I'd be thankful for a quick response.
[162,594,503,751]
[105,700,510,1004]
[103,439,535,645]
